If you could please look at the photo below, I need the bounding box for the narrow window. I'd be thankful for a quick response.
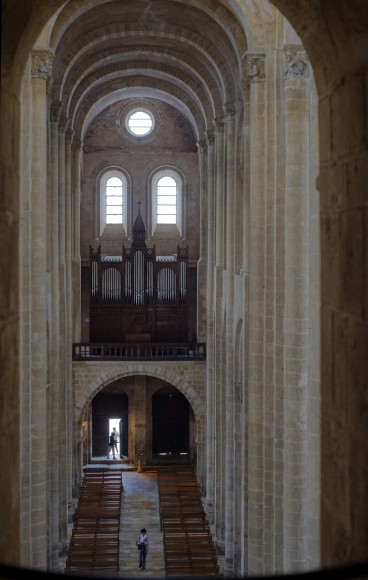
[157,176,177,224]
[106,176,123,224]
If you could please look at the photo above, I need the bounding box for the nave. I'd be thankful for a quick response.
[65,466,222,578]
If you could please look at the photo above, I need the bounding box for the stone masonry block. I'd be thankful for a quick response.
[331,74,366,160]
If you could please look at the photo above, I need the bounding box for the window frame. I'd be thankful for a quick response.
[126,108,154,137]
[151,169,184,237]
[99,169,128,236]
[156,175,177,225]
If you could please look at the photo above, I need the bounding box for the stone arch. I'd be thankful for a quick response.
[1,0,368,572]
[74,364,205,432]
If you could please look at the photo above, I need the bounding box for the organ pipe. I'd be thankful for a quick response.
[91,261,98,298]
[102,267,121,301]
[134,250,144,305]
[89,244,188,305]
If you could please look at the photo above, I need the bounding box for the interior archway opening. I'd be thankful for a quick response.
[152,386,196,465]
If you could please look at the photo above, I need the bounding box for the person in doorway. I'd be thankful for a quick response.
[107,431,116,459]
[112,427,119,456]
[136,528,149,571]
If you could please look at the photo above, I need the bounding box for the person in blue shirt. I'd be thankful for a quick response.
[136,528,149,571]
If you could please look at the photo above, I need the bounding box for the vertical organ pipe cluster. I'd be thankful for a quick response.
[89,244,188,305]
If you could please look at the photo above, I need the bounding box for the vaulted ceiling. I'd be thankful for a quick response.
[47,0,249,140]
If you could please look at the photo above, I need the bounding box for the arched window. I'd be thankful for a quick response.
[106,177,123,224]
[99,170,128,236]
[151,169,183,236]
[157,176,177,224]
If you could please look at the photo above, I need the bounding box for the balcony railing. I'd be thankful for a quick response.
[72,342,206,362]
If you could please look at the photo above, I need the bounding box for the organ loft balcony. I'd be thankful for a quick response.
[75,208,205,362]
[72,342,206,362]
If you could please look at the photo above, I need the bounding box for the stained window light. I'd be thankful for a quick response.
[128,111,153,136]
[106,176,123,224]
[157,176,177,224]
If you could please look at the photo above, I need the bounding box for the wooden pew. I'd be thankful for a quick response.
[165,564,220,576]
[66,467,122,574]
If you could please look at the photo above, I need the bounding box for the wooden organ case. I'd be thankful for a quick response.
[89,210,189,344]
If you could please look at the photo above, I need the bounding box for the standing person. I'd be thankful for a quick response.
[136,528,149,571]
[107,430,116,459]
[112,426,119,456]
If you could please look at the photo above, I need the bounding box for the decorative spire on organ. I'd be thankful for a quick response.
[132,201,147,248]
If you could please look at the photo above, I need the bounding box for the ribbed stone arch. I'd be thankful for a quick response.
[61,51,221,120]
[57,42,226,107]
[50,0,248,66]
[81,87,200,141]
[67,63,215,128]
[3,0,368,572]
[51,25,239,108]
[73,77,207,137]
[74,364,205,433]
[2,1,269,95]
[52,21,238,76]
[50,1,244,85]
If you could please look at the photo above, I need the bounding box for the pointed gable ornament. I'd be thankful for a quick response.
[132,201,147,248]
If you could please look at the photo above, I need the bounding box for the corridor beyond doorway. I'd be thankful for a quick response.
[109,418,121,458]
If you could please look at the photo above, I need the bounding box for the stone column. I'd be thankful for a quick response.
[223,104,236,577]
[197,138,207,341]
[306,70,320,569]
[214,118,225,267]
[49,99,61,571]
[72,138,82,342]
[239,78,250,577]
[58,116,69,555]
[245,52,267,574]
[204,130,215,522]
[134,376,147,466]
[283,45,310,572]
[30,48,54,569]
[65,128,75,524]
[213,118,225,551]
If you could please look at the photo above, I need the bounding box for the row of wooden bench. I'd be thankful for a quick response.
[158,467,221,576]
[65,467,122,575]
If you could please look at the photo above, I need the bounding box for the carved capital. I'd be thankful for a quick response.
[31,49,54,80]
[284,46,310,79]
[244,54,265,83]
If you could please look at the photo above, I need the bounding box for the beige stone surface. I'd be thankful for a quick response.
[1,0,368,576]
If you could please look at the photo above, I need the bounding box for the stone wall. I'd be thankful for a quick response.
[1,0,368,576]
[73,361,206,487]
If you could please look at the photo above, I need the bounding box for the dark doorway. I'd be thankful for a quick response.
[152,388,189,455]
[92,391,128,457]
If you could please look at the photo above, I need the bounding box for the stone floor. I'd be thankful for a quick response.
[62,464,223,578]
[119,471,166,578]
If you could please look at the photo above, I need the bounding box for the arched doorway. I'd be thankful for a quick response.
[151,386,196,464]
[91,390,128,459]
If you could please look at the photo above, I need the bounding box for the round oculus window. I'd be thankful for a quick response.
[126,110,154,136]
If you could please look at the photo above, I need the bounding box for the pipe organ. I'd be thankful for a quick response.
[89,244,189,343]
